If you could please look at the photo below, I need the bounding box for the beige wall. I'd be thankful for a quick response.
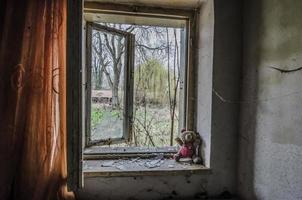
[238,0,302,199]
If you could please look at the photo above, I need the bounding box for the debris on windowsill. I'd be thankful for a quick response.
[130,157,140,163]
[83,156,210,177]
[144,159,164,168]
[143,153,165,168]
[89,152,174,170]
[96,154,166,170]
[101,160,116,167]
[115,164,127,171]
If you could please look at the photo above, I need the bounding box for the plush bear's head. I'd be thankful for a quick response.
[180,130,196,144]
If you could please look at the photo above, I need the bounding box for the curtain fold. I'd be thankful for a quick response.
[0,0,74,199]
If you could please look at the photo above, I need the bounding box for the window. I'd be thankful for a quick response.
[84,14,192,150]
[67,2,201,188]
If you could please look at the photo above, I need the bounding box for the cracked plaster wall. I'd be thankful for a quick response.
[238,0,302,199]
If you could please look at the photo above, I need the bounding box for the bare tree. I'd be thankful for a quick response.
[92,32,110,89]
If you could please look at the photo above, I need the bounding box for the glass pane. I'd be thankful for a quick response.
[132,27,182,147]
[90,28,125,141]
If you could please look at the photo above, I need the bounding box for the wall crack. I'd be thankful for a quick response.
[268,66,302,73]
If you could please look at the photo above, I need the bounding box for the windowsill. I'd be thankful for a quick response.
[83,158,211,177]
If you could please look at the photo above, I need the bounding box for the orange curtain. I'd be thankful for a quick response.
[0,0,74,199]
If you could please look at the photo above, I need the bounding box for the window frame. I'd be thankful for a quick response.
[67,1,199,189]
[85,22,135,147]
[67,0,83,190]
[83,5,198,151]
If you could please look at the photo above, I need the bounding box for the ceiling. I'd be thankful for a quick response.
[84,0,204,9]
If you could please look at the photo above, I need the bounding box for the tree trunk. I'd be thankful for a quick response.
[111,63,120,109]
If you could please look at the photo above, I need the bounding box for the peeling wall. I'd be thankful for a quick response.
[78,0,243,199]
[238,0,302,199]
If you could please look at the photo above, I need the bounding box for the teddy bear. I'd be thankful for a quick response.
[173,129,202,164]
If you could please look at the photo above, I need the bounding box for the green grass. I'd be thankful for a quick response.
[91,107,104,128]
[91,106,122,128]
[91,104,179,147]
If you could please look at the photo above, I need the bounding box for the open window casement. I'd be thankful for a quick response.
[85,22,135,147]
